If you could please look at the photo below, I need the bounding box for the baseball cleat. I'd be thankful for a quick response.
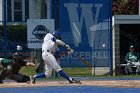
[69,78,81,84]
[30,76,36,84]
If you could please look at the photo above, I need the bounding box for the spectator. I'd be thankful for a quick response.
[124,45,140,75]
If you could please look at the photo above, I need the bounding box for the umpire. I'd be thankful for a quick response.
[0,52,36,83]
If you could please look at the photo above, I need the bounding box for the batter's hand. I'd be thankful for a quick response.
[65,44,71,50]
[68,49,74,54]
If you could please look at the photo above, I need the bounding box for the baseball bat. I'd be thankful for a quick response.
[57,51,93,68]
[74,53,93,69]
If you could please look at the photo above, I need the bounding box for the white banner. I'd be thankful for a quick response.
[27,19,54,48]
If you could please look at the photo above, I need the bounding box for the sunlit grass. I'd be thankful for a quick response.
[1,67,140,79]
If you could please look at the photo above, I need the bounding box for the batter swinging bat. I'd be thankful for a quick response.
[73,53,93,69]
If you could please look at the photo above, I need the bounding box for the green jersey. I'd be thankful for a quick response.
[1,58,27,73]
[1,58,13,64]
[125,52,140,62]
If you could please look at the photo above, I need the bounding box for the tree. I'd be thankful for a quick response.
[112,0,138,15]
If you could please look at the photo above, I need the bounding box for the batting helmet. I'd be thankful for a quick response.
[52,31,62,40]
[13,52,24,59]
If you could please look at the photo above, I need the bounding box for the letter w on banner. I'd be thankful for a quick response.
[59,0,112,68]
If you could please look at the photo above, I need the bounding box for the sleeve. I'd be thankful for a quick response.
[124,53,129,62]
[55,39,73,52]
[56,39,66,46]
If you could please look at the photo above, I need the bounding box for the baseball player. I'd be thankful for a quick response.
[30,31,81,84]
[0,52,36,83]
[124,45,140,75]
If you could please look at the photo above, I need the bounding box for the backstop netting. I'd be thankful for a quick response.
[0,0,112,77]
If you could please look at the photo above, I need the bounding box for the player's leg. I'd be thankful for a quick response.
[34,64,54,78]
[31,59,54,84]
[57,69,81,83]
[45,53,72,81]
[125,63,133,75]
[21,75,30,82]
[0,64,13,83]
[32,52,81,84]
[0,69,7,83]
[8,73,30,83]
[47,54,81,83]
[54,58,60,77]
[134,62,140,74]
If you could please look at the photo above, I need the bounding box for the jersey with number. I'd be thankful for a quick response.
[42,33,58,53]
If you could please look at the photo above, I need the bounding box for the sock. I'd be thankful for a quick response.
[34,72,46,78]
[58,70,72,81]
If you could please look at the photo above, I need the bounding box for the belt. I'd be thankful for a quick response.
[42,50,53,53]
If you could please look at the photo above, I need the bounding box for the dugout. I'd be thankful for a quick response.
[113,15,140,75]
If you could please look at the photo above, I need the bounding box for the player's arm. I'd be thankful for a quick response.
[124,53,131,63]
[55,39,65,46]
[56,39,74,54]
[26,62,36,67]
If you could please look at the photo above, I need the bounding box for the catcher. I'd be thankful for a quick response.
[0,52,36,83]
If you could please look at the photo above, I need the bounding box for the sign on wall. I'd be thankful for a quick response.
[27,19,54,48]
[59,0,112,67]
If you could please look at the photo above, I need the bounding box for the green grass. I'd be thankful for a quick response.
[63,67,92,76]
[19,66,36,76]
[1,67,140,80]
[19,67,92,76]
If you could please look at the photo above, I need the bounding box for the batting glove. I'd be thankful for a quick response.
[68,49,74,54]
[65,44,71,50]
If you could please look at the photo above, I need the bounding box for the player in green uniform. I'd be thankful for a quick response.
[0,52,36,83]
[124,45,140,74]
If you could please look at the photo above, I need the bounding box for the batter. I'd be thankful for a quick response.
[31,31,81,84]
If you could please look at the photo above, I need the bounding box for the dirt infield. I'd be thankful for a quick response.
[0,80,140,88]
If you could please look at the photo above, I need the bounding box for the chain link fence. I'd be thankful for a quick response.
[0,0,112,78]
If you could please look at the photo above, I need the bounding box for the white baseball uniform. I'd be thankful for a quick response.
[32,32,80,84]
[42,33,65,77]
